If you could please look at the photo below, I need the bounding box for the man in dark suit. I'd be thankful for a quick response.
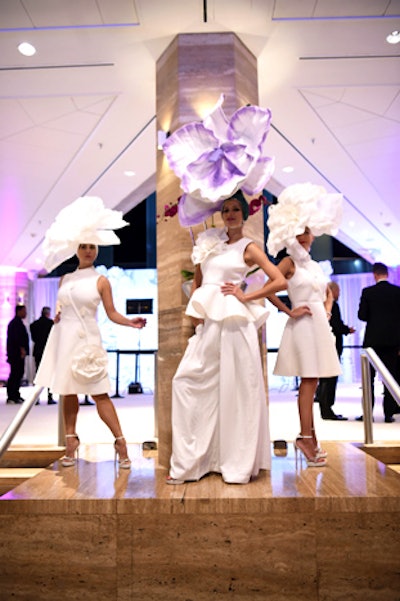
[357,262,400,422]
[6,304,29,404]
[316,282,355,420]
[30,306,56,404]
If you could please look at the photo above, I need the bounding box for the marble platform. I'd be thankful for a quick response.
[0,441,399,600]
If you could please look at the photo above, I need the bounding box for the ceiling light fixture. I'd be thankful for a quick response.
[18,42,36,56]
[282,165,294,173]
[386,30,400,44]
[124,170,136,177]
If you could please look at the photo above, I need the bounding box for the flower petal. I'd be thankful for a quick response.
[202,93,229,142]
[163,123,218,179]
[228,106,272,156]
[178,194,224,227]
[241,156,275,195]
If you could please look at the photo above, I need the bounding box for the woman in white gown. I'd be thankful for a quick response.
[266,183,343,467]
[35,197,146,468]
[167,192,286,485]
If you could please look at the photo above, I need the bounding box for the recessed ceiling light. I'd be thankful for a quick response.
[18,42,36,56]
[124,170,136,177]
[386,30,400,44]
[282,166,294,173]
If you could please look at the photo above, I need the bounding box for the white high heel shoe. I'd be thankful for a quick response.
[114,436,131,469]
[61,434,80,467]
[311,428,328,459]
[294,435,327,467]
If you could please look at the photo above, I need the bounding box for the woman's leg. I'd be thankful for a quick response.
[92,393,129,461]
[297,377,319,457]
[63,394,79,434]
[62,394,80,460]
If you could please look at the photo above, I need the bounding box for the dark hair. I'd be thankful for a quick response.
[41,306,51,317]
[372,262,388,277]
[15,304,26,315]
[221,190,249,221]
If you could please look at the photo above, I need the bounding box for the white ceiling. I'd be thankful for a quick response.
[0,0,399,272]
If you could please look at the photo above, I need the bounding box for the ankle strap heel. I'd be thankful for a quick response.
[294,435,327,468]
[114,436,131,470]
[61,434,80,467]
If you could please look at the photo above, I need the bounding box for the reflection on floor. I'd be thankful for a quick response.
[1,381,399,447]
[1,381,400,600]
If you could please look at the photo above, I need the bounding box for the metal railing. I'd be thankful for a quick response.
[0,386,66,460]
[360,348,400,444]
[0,385,44,459]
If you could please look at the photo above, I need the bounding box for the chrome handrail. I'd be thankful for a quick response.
[360,348,400,444]
[0,385,43,459]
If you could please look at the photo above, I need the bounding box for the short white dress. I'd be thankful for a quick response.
[170,228,271,485]
[274,256,341,378]
[35,266,111,395]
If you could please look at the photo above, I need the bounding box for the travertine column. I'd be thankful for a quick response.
[156,33,264,467]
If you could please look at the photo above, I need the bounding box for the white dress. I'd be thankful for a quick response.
[170,228,271,485]
[274,255,341,378]
[35,266,111,395]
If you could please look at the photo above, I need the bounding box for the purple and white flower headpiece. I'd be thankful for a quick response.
[162,94,275,227]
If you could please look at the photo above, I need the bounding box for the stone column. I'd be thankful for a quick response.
[156,33,264,468]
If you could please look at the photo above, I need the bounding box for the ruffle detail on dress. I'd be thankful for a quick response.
[71,345,109,384]
[186,284,269,330]
[191,228,229,265]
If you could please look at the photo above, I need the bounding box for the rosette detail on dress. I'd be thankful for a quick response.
[71,345,109,384]
[191,228,229,265]
[43,196,128,272]
[267,183,343,258]
[163,94,275,226]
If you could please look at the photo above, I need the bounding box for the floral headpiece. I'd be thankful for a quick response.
[42,196,128,272]
[162,94,275,227]
[267,183,343,261]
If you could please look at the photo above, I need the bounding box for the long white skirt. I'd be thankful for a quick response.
[169,317,271,484]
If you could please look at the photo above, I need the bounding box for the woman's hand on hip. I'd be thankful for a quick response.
[290,305,312,319]
[221,282,246,303]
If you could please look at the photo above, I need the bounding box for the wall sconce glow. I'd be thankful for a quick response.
[124,170,136,177]
[18,42,36,56]
[386,30,400,44]
[282,166,294,173]
[157,130,170,150]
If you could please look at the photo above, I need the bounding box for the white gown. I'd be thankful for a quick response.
[170,229,271,485]
[34,267,111,395]
[274,256,341,377]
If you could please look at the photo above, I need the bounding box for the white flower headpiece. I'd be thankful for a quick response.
[42,196,128,272]
[163,94,275,227]
[267,183,343,259]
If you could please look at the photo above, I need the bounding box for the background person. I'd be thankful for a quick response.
[30,306,56,404]
[357,262,400,423]
[315,281,355,420]
[6,305,29,404]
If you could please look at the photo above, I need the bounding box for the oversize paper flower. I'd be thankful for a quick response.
[191,228,229,265]
[163,94,275,226]
[267,183,343,258]
[43,196,128,272]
